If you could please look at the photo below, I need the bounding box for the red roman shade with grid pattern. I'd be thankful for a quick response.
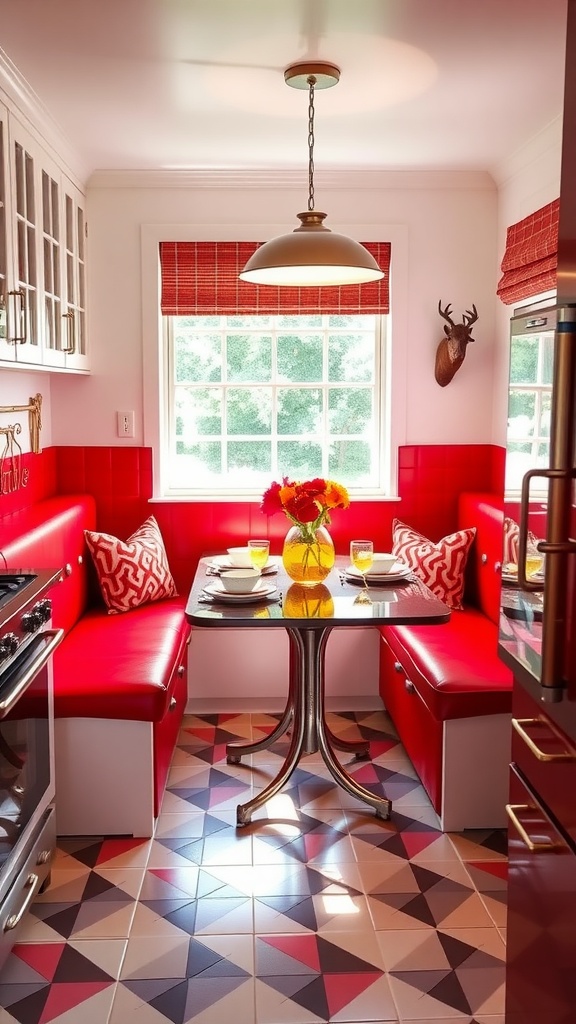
[497,199,559,305]
[159,241,390,315]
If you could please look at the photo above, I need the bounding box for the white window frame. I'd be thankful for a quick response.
[141,223,409,501]
[162,313,388,498]
[505,288,555,499]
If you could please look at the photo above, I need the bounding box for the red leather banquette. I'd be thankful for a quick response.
[379,492,513,830]
[1,494,190,837]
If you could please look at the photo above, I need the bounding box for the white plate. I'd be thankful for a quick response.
[202,580,278,603]
[209,555,278,574]
[345,560,411,582]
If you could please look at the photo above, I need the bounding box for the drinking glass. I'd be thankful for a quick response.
[350,539,374,600]
[248,539,270,570]
[525,539,544,579]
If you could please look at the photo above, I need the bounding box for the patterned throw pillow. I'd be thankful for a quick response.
[391,519,476,610]
[503,516,539,567]
[85,516,177,614]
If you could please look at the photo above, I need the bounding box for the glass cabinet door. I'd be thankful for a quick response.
[62,179,87,370]
[0,104,10,360]
[9,118,42,364]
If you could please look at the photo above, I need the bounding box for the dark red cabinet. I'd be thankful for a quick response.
[505,685,576,1024]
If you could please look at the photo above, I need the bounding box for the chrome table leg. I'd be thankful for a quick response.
[235,626,391,825]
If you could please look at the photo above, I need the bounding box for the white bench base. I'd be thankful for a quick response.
[439,712,511,831]
[54,717,156,838]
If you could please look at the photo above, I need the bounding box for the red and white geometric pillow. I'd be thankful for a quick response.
[502,516,539,566]
[391,519,476,610]
[84,516,177,614]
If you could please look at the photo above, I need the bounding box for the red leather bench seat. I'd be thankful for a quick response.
[53,596,189,721]
[382,608,512,722]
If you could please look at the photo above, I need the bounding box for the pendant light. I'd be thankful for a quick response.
[239,61,384,288]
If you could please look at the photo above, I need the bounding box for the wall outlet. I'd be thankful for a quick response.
[116,410,135,438]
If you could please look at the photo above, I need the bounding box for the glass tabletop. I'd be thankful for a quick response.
[185,555,450,628]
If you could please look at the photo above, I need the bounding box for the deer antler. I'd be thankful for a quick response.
[438,300,455,326]
[463,304,478,327]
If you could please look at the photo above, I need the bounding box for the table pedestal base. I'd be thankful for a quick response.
[226,627,392,826]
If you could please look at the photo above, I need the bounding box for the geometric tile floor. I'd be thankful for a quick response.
[0,711,508,1023]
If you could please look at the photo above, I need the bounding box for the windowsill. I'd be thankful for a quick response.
[148,493,402,503]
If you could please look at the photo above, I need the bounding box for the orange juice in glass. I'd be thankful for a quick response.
[248,539,270,570]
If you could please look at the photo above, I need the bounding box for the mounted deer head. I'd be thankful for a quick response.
[435,301,478,387]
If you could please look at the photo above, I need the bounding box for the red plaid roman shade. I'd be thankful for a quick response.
[497,199,559,305]
[159,241,390,315]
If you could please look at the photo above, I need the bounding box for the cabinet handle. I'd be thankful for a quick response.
[4,873,41,931]
[62,311,75,354]
[512,717,576,762]
[506,803,564,852]
[7,289,27,345]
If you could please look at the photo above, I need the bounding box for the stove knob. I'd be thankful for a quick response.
[21,611,42,633]
[35,599,52,623]
[0,633,19,659]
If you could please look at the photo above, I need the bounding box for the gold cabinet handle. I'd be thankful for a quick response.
[62,311,75,353]
[506,804,564,852]
[512,717,576,762]
[8,288,27,344]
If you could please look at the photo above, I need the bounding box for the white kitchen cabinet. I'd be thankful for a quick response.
[0,101,88,372]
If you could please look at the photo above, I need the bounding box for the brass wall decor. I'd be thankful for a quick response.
[0,393,42,494]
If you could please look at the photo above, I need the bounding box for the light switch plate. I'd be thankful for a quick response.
[116,410,135,437]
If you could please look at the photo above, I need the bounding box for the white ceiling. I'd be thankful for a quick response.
[0,0,569,180]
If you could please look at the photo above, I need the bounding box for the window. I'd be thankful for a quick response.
[163,312,388,496]
[505,295,555,495]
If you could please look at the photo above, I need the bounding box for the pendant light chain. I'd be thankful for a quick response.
[307,75,316,213]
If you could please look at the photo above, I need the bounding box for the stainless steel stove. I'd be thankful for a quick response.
[0,568,63,968]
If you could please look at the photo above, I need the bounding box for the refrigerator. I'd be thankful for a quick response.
[498,3,576,1019]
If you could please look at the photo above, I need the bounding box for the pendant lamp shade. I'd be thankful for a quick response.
[239,211,384,287]
[240,62,384,288]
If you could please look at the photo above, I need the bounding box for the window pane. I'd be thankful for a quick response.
[278,388,322,434]
[277,333,322,382]
[542,334,554,385]
[174,442,221,474]
[329,314,376,330]
[278,315,322,329]
[328,388,372,433]
[510,337,538,383]
[227,387,271,434]
[175,331,221,382]
[540,391,552,437]
[227,440,271,475]
[227,334,272,381]
[228,314,272,328]
[176,386,221,435]
[508,391,536,436]
[329,440,372,482]
[328,333,374,382]
[278,440,322,477]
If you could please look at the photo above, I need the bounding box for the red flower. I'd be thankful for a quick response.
[285,492,320,523]
[260,480,284,515]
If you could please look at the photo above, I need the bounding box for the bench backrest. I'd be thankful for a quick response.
[458,491,504,625]
[0,495,96,635]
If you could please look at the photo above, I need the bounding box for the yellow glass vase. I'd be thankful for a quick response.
[282,524,335,586]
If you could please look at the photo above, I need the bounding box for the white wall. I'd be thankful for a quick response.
[50,168,499,454]
[0,369,53,452]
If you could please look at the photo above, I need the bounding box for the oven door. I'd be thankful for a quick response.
[0,630,62,899]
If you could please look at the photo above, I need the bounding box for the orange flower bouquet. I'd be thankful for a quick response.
[261,476,350,584]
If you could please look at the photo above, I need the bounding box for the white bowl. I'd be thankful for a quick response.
[227,546,253,568]
[369,552,398,574]
[220,568,262,593]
